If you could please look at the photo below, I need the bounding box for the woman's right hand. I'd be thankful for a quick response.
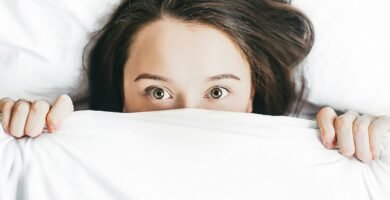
[0,95,74,138]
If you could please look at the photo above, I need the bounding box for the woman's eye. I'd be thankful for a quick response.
[145,87,172,100]
[206,87,229,99]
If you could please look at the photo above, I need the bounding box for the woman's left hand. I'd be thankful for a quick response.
[316,107,390,163]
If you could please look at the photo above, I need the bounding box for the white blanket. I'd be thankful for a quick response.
[0,109,389,200]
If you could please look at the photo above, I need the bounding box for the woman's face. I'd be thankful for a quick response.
[123,17,254,113]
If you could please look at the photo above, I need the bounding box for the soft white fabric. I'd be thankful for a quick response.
[1,109,389,200]
[0,0,121,103]
[293,0,390,116]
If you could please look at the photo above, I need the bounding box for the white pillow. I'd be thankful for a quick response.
[0,0,120,103]
[1,0,389,116]
[293,0,390,116]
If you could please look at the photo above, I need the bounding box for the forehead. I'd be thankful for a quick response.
[125,17,250,80]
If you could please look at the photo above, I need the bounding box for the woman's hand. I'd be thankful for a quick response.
[0,95,74,138]
[316,107,390,163]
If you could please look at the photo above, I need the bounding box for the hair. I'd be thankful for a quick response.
[85,0,314,115]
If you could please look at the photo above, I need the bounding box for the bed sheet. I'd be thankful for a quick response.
[0,109,389,200]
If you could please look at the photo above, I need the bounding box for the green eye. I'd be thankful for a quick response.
[153,88,165,99]
[145,87,172,100]
[208,87,229,99]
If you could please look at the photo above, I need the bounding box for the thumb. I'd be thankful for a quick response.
[316,107,338,149]
[46,95,74,132]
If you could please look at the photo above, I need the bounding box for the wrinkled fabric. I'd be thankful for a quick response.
[0,109,389,200]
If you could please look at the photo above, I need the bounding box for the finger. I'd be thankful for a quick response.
[9,100,31,138]
[334,110,359,157]
[369,116,390,160]
[353,115,374,163]
[316,107,338,149]
[0,98,14,112]
[0,98,15,134]
[24,100,50,137]
[46,95,74,132]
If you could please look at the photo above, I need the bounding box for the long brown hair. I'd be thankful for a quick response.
[85,0,314,115]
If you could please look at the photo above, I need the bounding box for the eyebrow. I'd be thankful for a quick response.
[134,73,241,82]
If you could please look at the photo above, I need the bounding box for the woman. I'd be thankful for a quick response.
[0,0,389,163]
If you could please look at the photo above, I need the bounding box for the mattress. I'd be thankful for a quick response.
[0,109,389,200]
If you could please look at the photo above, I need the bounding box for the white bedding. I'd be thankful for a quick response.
[0,109,389,200]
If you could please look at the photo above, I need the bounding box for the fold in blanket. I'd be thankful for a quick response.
[0,109,389,200]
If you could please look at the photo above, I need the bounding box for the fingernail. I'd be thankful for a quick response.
[324,141,332,149]
[324,141,329,148]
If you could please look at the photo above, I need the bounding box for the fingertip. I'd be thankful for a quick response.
[372,152,378,160]
[58,94,74,112]
[330,140,337,148]
[324,140,336,149]
[356,150,373,163]
[317,107,337,118]
[47,123,57,133]
[46,117,64,133]
[320,129,336,149]
[361,153,373,164]
[371,149,381,160]
[339,147,355,158]
[11,131,24,139]
[323,141,331,149]
[316,109,337,148]
[25,132,39,138]
[320,134,330,148]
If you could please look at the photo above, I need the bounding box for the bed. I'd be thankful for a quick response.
[1,0,390,199]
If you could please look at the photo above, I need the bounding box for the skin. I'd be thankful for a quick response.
[316,108,390,162]
[123,17,254,113]
[0,17,389,163]
[0,95,73,138]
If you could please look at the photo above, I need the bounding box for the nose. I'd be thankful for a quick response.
[176,98,201,109]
